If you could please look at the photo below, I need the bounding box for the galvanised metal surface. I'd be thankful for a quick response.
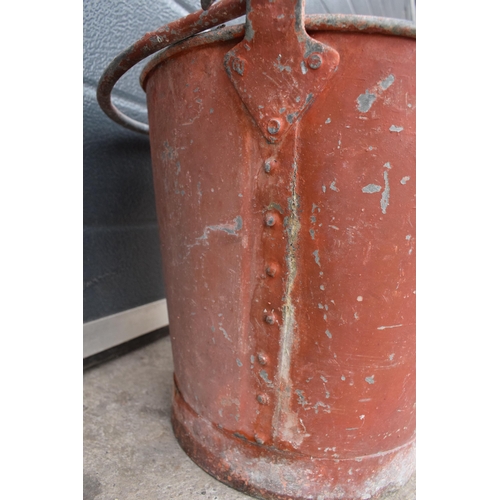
[99,1,415,498]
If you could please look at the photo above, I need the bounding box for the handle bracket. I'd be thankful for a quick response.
[224,0,340,143]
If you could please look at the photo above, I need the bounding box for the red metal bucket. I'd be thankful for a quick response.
[98,1,415,498]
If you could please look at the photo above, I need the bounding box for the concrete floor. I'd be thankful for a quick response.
[83,336,416,500]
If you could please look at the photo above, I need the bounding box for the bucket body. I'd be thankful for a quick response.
[143,21,415,500]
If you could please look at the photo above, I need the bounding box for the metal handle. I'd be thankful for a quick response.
[96,0,246,135]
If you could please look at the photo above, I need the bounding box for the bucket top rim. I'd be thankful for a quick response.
[140,14,416,90]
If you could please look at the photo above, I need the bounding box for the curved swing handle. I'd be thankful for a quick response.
[96,0,246,135]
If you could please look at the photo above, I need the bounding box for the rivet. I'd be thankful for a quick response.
[232,56,245,76]
[307,53,322,70]
[266,264,277,277]
[264,313,275,325]
[265,213,276,227]
[255,433,265,445]
[256,394,269,405]
[258,353,269,366]
[267,118,282,135]
[264,158,277,174]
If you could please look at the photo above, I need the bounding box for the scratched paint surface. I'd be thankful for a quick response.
[145,19,415,500]
[146,41,253,429]
[294,31,415,458]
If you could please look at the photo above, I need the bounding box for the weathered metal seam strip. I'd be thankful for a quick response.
[271,126,300,443]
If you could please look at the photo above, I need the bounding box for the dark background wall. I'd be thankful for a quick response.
[83,0,415,324]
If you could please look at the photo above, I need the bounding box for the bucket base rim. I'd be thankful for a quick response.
[171,384,415,500]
